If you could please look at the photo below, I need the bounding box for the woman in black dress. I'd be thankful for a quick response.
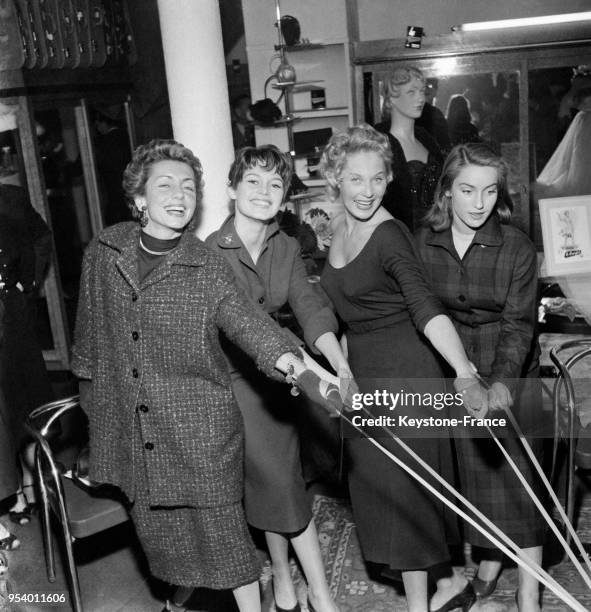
[416,143,545,611]
[375,65,444,231]
[319,125,487,612]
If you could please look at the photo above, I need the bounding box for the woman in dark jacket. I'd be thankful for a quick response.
[207,145,349,612]
[0,182,53,526]
[374,65,444,231]
[415,143,545,612]
[72,139,342,612]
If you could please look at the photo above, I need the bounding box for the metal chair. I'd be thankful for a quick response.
[549,338,591,545]
[26,395,129,612]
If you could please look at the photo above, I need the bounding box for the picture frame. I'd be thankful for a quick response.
[538,195,591,276]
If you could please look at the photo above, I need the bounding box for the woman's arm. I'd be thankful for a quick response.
[423,314,475,378]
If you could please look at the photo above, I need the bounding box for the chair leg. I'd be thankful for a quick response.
[565,402,576,548]
[55,485,83,612]
[35,451,56,582]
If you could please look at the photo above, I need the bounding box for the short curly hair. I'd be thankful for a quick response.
[319,124,392,200]
[228,145,293,201]
[122,139,204,221]
[382,65,425,118]
[423,142,513,231]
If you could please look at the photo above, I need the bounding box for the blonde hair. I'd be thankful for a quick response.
[319,124,392,200]
[382,65,425,117]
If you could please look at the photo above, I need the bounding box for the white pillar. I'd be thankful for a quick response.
[157,0,233,238]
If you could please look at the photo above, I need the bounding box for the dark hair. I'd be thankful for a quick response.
[423,142,513,231]
[319,124,392,200]
[228,145,293,199]
[574,86,591,107]
[122,139,203,221]
[446,94,472,126]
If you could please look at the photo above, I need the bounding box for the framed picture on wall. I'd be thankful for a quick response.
[539,195,591,276]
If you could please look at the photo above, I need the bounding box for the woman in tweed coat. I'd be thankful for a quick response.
[72,140,341,612]
[416,143,545,612]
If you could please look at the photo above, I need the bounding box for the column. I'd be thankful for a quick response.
[157,0,233,238]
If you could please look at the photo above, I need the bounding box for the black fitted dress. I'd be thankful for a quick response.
[321,219,458,571]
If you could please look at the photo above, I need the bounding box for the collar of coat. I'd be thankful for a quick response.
[422,212,505,252]
[97,222,209,289]
[213,213,280,250]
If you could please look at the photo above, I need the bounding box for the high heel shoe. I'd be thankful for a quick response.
[471,574,498,598]
[431,582,476,612]
[275,602,301,612]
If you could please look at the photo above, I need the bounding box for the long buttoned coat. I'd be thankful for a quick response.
[72,222,297,508]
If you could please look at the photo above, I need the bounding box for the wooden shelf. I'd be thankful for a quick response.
[274,40,347,52]
[271,80,323,91]
[292,107,349,119]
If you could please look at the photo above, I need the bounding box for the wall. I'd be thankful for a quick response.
[356,0,591,41]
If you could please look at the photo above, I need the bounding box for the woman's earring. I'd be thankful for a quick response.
[139,205,149,228]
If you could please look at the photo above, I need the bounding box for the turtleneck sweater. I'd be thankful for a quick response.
[137,230,182,282]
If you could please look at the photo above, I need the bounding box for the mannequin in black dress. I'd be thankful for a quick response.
[375,65,444,231]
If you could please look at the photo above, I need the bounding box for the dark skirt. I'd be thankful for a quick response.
[129,417,260,590]
[453,375,547,549]
[232,373,311,534]
[346,319,459,571]
[0,291,53,445]
[0,387,18,501]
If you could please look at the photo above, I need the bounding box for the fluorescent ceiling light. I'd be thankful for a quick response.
[452,11,591,32]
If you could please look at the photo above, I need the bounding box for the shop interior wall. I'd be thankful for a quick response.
[356,0,591,42]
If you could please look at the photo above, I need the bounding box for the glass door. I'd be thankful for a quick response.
[13,94,133,369]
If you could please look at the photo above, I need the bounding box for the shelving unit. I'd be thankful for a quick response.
[242,0,356,186]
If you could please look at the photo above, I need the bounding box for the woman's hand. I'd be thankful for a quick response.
[300,349,339,386]
[337,367,359,411]
[487,381,513,412]
[454,376,489,418]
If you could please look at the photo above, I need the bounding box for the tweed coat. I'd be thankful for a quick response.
[72,222,298,508]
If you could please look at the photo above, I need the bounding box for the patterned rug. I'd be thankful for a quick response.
[261,494,591,611]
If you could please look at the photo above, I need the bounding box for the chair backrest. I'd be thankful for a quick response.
[26,395,128,539]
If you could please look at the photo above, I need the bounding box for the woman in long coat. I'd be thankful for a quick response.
[72,139,340,612]
[416,143,545,612]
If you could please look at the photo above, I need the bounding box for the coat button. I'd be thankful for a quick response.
[258,297,265,304]
[132,368,139,378]
[139,404,148,413]
[132,331,139,341]
[458,295,466,302]
[131,292,138,302]
[144,442,154,450]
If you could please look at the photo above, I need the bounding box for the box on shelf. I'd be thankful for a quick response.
[292,85,326,111]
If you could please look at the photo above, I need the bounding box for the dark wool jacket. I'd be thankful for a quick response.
[72,222,298,507]
[374,122,443,232]
[206,214,337,352]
